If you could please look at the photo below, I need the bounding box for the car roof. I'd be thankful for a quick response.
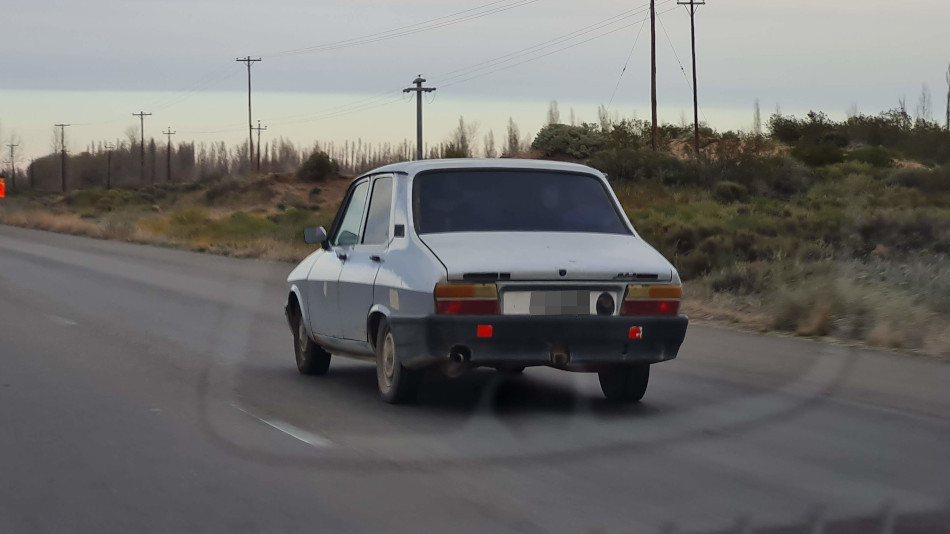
[363,158,605,178]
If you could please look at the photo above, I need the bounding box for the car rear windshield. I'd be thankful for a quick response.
[413,170,630,235]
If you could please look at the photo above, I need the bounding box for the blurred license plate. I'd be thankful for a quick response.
[503,290,592,315]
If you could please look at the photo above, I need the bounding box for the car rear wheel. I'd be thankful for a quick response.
[598,365,650,402]
[376,320,421,404]
[292,306,331,376]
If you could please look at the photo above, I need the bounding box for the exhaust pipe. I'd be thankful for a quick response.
[551,346,570,367]
[442,347,471,378]
[448,349,468,365]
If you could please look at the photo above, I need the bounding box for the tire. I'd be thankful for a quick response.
[375,320,421,404]
[292,305,331,376]
[598,365,650,403]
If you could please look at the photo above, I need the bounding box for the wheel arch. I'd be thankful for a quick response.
[286,284,308,333]
[366,304,392,350]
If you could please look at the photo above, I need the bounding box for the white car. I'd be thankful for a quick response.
[285,159,688,404]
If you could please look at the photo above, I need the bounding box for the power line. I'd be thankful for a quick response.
[436,0,670,85]
[657,9,708,125]
[606,16,649,110]
[190,3,675,133]
[436,5,679,89]
[263,0,538,58]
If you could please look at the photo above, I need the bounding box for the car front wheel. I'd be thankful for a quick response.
[376,320,421,404]
[598,365,650,402]
[292,306,331,376]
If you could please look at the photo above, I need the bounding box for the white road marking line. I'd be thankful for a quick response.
[48,315,78,326]
[231,403,332,448]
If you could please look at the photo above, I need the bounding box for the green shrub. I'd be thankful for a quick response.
[587,148,697,184]
[846,146,894,167]
[531,123,605,159]
[791,139,845,167]
[298,151,340,182]
[712,181,749,204]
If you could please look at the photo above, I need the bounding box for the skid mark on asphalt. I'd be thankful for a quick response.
[232,403,333,448]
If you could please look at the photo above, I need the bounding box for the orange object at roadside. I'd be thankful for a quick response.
[0,177,6,198]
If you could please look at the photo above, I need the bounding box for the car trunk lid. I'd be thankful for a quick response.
[419,232,673,282]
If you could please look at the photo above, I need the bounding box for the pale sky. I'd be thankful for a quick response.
[1,0,948,162]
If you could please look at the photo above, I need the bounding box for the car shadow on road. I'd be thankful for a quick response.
[256,361,664,419]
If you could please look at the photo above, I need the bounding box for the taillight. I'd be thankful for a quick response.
[620,285,682,316]
[435,283,499,315]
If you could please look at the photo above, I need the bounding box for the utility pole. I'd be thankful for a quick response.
[162,127,176,182]
[105,143,114,190]
[403,75,436,160]
[236,56,262,167]
[6,143,18,190]
[251,120,267,173]
[132,111,151,184]
[55,124,70,192]
[678,0,705,157]
[29,158,34,190]
[650,0,658,151]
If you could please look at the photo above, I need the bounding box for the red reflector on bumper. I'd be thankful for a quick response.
[620,300,680,316]
[477,325,493,338]
[629,326,643,340]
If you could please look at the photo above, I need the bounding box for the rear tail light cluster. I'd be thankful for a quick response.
[435,283,499,315]
[620,284,681,316]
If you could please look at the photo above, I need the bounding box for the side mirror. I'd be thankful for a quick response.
[303,226,328,245]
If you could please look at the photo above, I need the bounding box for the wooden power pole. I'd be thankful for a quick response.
[251,120,267,173]
[54,124,70,192]
[105,143,115,190]
[678,0,705,157]
[650,0,658,151]
[132,111,151,184]
[236,56,262,168]
[6,143,18,190]
[403,75,436,161]
[162,127,176,182]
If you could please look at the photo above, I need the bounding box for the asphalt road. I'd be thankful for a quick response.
[1,224,949,534]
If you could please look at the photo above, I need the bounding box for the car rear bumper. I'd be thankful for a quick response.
[388,315,688,371]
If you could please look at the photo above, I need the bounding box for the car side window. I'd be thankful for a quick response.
[362,177,393,245]
[332,181,369,247]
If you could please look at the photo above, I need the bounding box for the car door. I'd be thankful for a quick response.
[337,175,393,341]
[307,179,369,340]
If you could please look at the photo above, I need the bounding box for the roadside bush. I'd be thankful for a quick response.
[714,155,810,198]
[297,151,340,183]
[846,145,894,167]
[531,123,605,159]
[791,139,845,167]
[887,165,950,194]
[674,251,713,280]
[712,181,749,204]
[587,148,697,184]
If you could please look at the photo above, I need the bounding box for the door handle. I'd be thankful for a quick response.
[370,255,383,263]
[336,251,348,261]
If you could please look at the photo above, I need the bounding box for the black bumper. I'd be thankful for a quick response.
[388,315,688,370]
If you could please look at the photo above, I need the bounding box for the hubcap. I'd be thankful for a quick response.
[382,332,396,386]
